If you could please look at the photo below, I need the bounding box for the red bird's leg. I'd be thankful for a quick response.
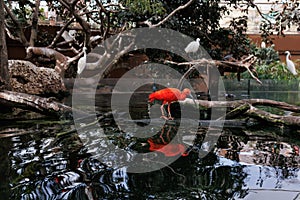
[167,103,174,120]
[160,104,168,120]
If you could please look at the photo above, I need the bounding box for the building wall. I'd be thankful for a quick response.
[220,0,300,33]
[248,34,300,62]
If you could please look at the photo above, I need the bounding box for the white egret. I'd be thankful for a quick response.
[48,8,57,20]
[68,30,77,40]
[77,47,87,75]
[285,51,297,75]
[61,31,74,42]
[261,41,266,48]
[184,38,200,54]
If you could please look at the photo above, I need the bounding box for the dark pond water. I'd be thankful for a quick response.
[224,79,300,105]
[1,79,300,200]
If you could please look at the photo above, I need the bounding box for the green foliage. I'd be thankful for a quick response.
[7,0,300,66]
[114,0,255,59]
[10,5,32,25]
[240,45,298,80]
[118,0,166,22]
[242,61,299,80]
[207,16,255,60]
[259,2,300,39]
[253,45,280,65]
[226,45,298,81]
[38,8,46,21]
[123,0,165,16]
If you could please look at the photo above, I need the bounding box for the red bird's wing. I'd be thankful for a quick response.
[149,88,180,103]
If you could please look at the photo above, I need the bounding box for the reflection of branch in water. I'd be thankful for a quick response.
[249,188,300,192]
[142,158,186,187]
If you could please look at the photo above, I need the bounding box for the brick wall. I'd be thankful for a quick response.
[248,34,300,62]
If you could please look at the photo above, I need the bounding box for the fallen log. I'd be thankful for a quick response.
[183,98,300,113]
[0,90,73,119]
[182,98,300,127]
[246,105,300,127]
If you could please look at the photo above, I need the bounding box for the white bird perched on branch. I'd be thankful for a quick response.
[184,38,200,54]
[77,47,87,75]
[68,30,77,39]
[61,31,75,42]
[285,51,297,75]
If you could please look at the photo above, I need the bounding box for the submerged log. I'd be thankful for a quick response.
[246,105,300,127]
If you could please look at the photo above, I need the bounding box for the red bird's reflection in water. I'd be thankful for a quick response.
[147,139,189,157]
[146,124,189,157]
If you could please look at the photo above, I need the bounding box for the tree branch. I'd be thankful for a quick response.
[182,98,300,127]
[247,0,273,28]
[48,18,75,48]
[0,90,73,119]
[3,2,29,46]
[142,0,195,28]
[26,47,69,77]
[165,55,261,84]
[29,0,40,46]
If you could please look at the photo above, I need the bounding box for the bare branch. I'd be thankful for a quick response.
[3,2,29,46]
[247,0,273,27]
[165,56,261,84]
[142,0,195,27]
[246,105,300,127]
[48,18,75,48]
[29,0,40,46]
[26,47,69,77]
[59,0,91,47]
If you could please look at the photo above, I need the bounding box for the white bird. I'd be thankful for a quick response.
[61,31,75,42]
[285,51,297,75]
[48,8,57,20]
[184,38,200,53]
[68,30,77,39]
[77,47,87,75]
[261,41,266,48]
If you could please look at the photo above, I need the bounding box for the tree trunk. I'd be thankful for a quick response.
[29,0,40,46]
[0,0,11,90]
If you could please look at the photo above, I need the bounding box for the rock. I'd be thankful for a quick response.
[8,60,67,97]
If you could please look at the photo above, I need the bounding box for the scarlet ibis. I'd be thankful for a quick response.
[184,38,200,54]
[77,47,87,75]
[285,51,297,75]
[148,88,192,120]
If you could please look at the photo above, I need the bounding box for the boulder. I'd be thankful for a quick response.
[8,60,67,96]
